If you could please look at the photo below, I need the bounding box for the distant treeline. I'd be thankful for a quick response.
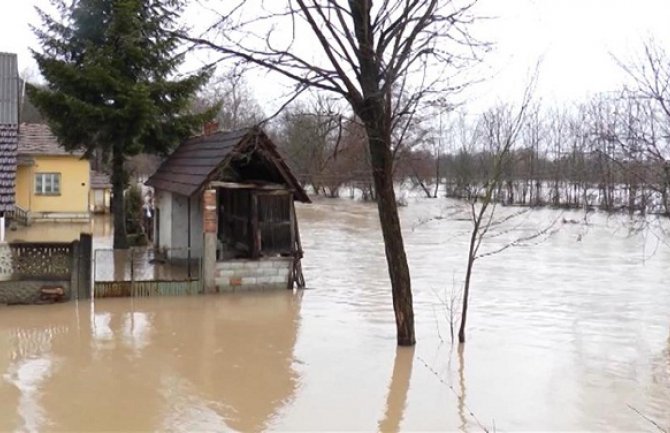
[270,92,670,217]
[23,76,670,217]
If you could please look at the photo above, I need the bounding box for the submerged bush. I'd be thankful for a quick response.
[125,184,144,237]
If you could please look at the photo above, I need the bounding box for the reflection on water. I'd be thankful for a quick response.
[0,197,668,431]
[0,293,301,432]
[378,347,414,433]
[457,345,467,432]
[7,215,112,249]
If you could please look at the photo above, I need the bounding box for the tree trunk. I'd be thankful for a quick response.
[363,112,415,346]
[458,223,478,344]
[111,146,128,249]
[348,1,414,345]
[414,175,432,198]
[433,152,440,198]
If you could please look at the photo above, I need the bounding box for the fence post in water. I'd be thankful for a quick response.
[130,248,135,287]
[187,196,192,279]
[287,201,296,290]
[250,192,261,259]
[70,239,80,300]
[187,248,191,279]
[79,233,92,299]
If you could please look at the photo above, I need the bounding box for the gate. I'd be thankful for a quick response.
[93,248,201,298]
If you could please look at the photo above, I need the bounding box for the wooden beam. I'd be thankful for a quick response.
[249,192,261,259]
[209,181,289,191]
[288,199,296,290]
[255,190,291,196]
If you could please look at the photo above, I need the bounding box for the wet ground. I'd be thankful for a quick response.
[1,198,669,432]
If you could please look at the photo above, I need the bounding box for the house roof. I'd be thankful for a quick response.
[0,53,18,212]
[18,123,84,156]
[0,53,18,125]
[146,127,310,202]
[0,125,17,212]
[91,170,111,189]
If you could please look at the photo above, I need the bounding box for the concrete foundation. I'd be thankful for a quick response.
[214,257,291,292]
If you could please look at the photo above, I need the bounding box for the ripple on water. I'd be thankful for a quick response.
[0,198,667,431]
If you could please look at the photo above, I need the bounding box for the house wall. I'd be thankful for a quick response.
[155,190,203,260]
[15,155,90,219]
[171,193,188,258]
[213,257,291,292]
[155,189,172,251]
[169,193,203,259]
[190,194,203,258]
[15,165,31,210]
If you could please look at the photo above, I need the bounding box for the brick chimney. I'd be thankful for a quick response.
[203,120,219,136]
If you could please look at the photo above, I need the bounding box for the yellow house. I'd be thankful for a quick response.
[16,123,90,221]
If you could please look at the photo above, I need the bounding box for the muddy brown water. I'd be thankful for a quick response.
[1,198,669,432]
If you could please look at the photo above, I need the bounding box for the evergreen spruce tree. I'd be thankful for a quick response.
[29,0,214,248]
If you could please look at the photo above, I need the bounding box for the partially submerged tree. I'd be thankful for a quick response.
[29,0,213,248]
[189,0,483,345]
[275,96,345,195]
[456,79,558,343]
[616,39,670,216]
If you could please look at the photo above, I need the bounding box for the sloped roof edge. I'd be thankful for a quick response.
[146,127,310,203]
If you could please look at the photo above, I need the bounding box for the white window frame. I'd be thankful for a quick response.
[35,172,61,196]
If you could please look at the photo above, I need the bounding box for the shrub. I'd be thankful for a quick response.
[125,184,144,236]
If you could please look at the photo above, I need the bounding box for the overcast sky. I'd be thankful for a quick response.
[2,0,669,112]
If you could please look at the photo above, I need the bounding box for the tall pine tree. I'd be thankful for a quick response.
[29,0,214,248]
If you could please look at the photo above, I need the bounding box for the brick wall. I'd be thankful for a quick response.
[214,257,291,292]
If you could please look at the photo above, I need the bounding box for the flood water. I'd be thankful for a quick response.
[1,198,669,432]
[6,214,113,249]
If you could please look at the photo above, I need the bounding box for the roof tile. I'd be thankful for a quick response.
[18,123,84,156]
[146,127,309,202]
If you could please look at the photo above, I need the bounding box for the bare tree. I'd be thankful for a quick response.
[195,68,265,130]
[274,95,346,195]
[187,0,484,345]
[457,80,550,343]
[616,42,670,216]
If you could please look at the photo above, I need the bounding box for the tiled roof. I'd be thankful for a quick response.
[18,123,84,156]
[0,53,18,212]
[0,124,17,212]
[146,128,247,196]
[0,53,18,125]
[91,170,111,189]
[146,127,309,202]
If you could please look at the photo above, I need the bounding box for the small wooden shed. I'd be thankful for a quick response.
[146,126,310,292]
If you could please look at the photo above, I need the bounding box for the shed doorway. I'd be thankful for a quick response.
[216,187,294,261]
